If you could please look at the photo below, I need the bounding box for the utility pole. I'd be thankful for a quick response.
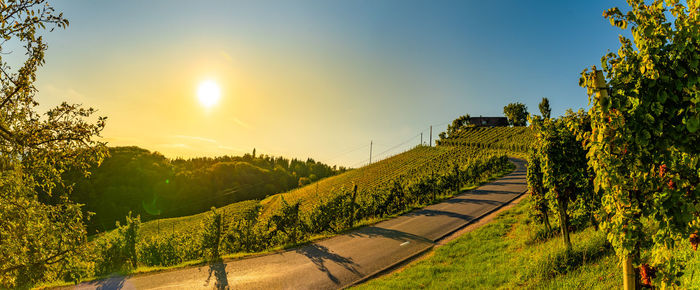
[420,132,423,145]
[429,126,433,147]
[369,140,373,165]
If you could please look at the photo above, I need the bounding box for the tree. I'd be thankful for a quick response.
[539,97,551,119]
[580,0,699,286]
[446,114,472,137]
[0,1,107,287]
[503,102,528,126]
[0,0,105,287]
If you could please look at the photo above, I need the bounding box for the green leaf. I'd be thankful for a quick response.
[686,114,699,133]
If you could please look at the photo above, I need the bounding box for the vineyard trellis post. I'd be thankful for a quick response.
[592,68,634,290]
[350,184,358,227]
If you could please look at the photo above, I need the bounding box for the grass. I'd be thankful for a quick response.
[355,197,621,289]
[355,196,700,289]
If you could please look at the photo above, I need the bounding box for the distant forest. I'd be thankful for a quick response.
[69,146,347,233]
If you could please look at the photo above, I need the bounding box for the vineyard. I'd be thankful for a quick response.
[260,145,512,217]
[21,139,515,286]
[436,126,533,153]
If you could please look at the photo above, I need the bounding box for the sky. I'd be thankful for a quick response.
[28,0,629,167]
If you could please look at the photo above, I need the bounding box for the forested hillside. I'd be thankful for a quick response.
[69,146,346,233]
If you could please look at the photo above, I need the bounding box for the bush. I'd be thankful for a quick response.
[200,208,222,259]
[93,212,140,275]
[222,205,267,253]
[268,199,309,245]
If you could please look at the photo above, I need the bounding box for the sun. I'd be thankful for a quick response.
[197,80,221,108]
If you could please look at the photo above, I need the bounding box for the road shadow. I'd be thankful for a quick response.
[205,260,229,290]
[295,243,361,284]
[347,226,433,244]
[439,197,504,206]
[460,189,522,196]
[89,274,127,290]
[404,208,475,221]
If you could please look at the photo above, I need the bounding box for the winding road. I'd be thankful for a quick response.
[67,158,527,290]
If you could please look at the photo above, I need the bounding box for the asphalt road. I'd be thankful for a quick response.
[68,158,527,290]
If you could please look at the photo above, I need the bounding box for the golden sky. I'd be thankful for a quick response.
[30,0,622,166]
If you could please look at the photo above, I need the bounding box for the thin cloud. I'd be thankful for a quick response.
[217,145,243,151]
[232,117,251,129]
[172,135,217,143]
[220,51,233,62]
[159,143,189,148]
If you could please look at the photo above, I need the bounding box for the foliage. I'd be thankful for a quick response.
[268,199,309,245]
[200,208,222,259]
[503,102,529,126]
[527,111,595,251]
[308,187,356,233]
[69,146,346,233]
[445,114,474,137]
[579,0,700,286]
[436,126,533,153]
[539,97,552,119]
[93,213,140,276]
[222,204,266,253]
[0,1,107,288]
[526,147,551,232]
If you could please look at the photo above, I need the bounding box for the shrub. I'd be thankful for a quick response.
[93,212,140,275]
[200,208,222,259]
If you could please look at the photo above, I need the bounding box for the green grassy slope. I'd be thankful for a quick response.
[355,199,700,289]
[355,197,621,289]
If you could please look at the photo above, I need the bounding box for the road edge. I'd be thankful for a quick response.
[344,159,527,288]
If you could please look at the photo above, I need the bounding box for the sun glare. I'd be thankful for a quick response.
[197,80,221,108]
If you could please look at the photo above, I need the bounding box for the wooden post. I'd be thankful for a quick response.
[592,67,635,289]
[623,256,635,290]
[350,184,358,227]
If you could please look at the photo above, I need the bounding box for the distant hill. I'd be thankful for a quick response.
[69,146,346,233]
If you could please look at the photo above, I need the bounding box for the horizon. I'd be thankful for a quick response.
[30,0,627,167]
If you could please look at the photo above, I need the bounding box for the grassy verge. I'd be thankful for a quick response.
[355,197,621,289]
[355,196,700,289]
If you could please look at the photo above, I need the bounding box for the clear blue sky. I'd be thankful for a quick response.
[33,0,629,166]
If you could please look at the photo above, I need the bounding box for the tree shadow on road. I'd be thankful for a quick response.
[89,273,126,290]
[347,226,433,244]
[295,243,361,284]
[404,208,475,221]
[205,260,229,290]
